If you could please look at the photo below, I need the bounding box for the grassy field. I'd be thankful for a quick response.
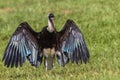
[0,0,120,80]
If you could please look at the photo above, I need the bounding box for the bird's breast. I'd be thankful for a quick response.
[40,30,57,49]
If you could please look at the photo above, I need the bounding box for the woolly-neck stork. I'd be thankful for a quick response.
[2,13,90,70]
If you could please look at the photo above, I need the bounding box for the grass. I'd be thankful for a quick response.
[0,0,120,80]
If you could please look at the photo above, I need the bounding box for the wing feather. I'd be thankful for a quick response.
[57,19,90,65]
[11,46,16,67]
[2,22,41,67]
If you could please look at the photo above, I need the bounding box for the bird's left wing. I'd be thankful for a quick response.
[2,22,42,67]
[57,19,90,66]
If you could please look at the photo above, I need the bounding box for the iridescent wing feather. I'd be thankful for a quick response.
[57,19,90,65]
[2,22,42,67]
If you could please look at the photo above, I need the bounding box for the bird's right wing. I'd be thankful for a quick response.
[57,19,90,66]
[2,22,42,67]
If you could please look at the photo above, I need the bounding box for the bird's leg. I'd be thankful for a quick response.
[43,48,55,70]
[36,52,43,67]
[56,51,69,66]
[56,51,65,66]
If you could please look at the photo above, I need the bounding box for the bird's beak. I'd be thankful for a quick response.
[51,18,56,32]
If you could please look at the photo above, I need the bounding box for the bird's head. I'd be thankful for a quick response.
[47,13,56,33]
[48,13,54,19]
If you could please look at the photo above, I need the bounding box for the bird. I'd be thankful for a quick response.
[2,13,90,70]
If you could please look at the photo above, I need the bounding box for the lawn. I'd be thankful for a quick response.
[0,0,120,80]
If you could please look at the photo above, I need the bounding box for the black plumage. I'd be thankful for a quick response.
[2,13,90,70]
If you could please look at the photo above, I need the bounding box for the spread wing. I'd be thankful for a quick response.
[57,19,90,66]
[2,22,42,67]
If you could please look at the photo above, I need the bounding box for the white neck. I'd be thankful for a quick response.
[47,19,54,33]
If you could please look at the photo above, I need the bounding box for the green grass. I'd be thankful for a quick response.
[0,0,120,80]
